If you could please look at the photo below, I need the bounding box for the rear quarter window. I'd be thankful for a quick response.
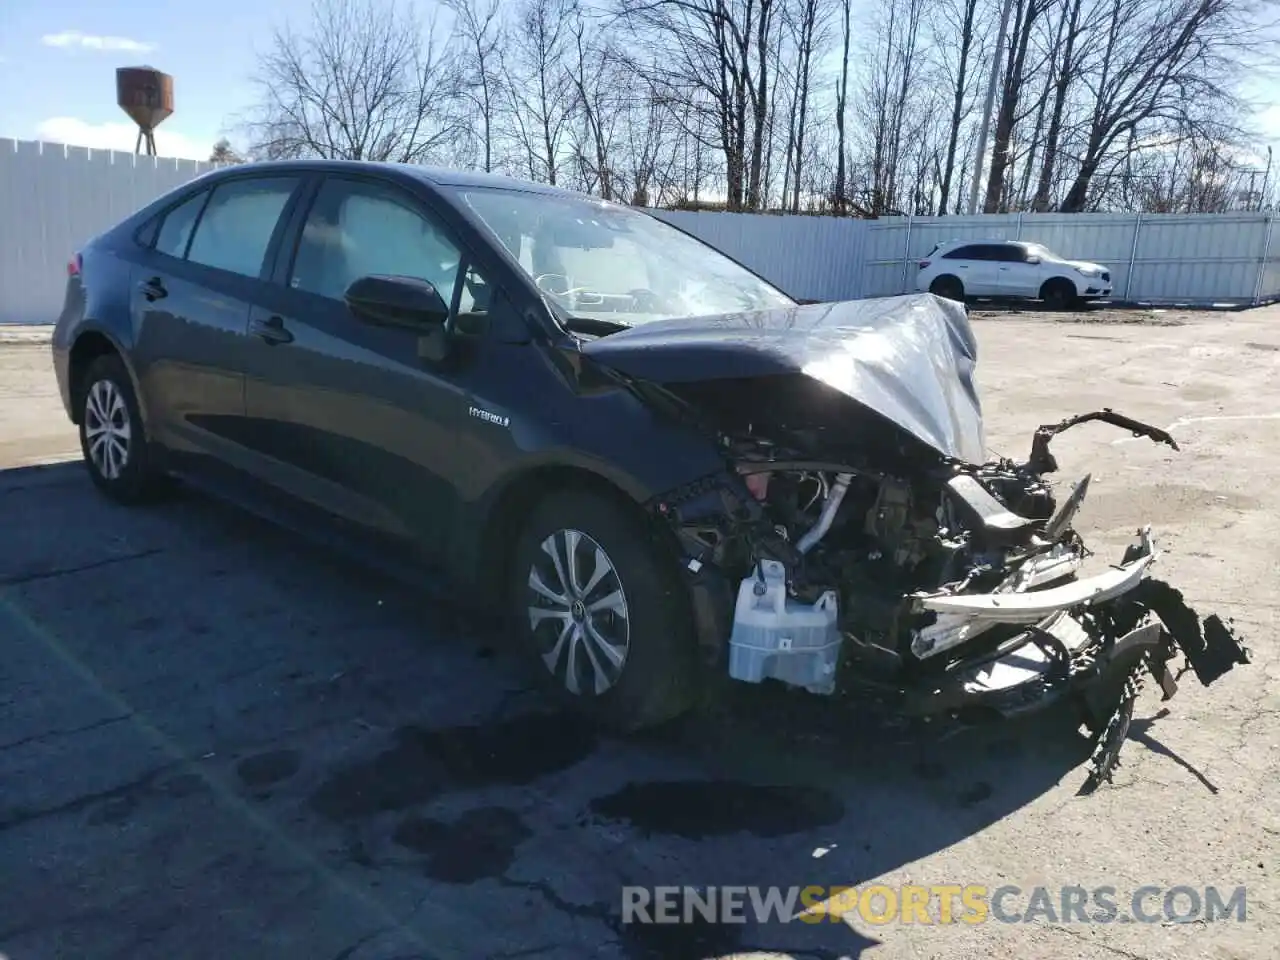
[154,190,210,259]
[134,216,160,248]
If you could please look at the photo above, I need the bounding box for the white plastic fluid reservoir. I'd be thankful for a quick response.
[727,559,842,695]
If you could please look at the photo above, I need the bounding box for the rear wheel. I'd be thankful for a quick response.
[929,275,964,302]
[77,354,168,504]
[508,489,698,732]
[1040,277,1078,310]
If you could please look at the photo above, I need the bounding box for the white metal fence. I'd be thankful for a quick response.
[2,136,1278,324]
[0,139,214,325]
[656,208,1280,306]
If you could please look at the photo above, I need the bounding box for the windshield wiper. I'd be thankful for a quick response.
[562,315,633,336]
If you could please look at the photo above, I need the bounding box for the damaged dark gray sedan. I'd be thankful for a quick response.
[52,161,1248,787]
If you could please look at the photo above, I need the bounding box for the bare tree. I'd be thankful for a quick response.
[617,78,673,204]
[565,3,620,199]
[500,0,576,183]
[618,0,787,211]
[446,0,505,172]
[981,0,1052,211]
[1031,0,1087,209]
[781,0,828,211]
[1057,0,1250,211]
[932,0,987,214]
[242,0,460,163]
[833,0,853,213]
[857,0,931,215]
[235,0,1268,218]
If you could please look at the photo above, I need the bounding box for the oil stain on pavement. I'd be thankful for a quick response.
[309,711,597,821]
[237,748,302,788]
[587,780,845,839]
[392,806,532,883]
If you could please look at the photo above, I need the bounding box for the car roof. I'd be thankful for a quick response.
[939,238,1023,247]
[206,158,587,198]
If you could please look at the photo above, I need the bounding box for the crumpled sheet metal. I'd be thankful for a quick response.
[580,293,987,464]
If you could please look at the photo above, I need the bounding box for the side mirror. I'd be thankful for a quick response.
[1025,255,1041,264]
[344,274,449,329]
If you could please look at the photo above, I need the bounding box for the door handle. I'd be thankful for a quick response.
[251,315,294,345]
[138,277,167,301]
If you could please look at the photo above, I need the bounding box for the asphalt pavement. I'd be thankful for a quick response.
[1,307,1277,960]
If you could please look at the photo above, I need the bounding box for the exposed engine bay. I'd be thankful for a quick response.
[651,409,1248,788]
[660,412,1151,683]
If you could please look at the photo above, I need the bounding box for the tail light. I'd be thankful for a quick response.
[917,259,930,269]
[67,253,82,277]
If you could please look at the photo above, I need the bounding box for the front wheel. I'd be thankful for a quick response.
[508,489,699,732]
[1040,277,1079,311]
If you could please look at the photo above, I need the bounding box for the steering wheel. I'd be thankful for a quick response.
[535,273,592,310]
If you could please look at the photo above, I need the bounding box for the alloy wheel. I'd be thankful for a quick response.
[84,379,132,480]
[526,528,631,696]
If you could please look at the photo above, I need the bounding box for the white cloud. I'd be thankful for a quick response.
[35,117,208,162]
[41,31,154,53]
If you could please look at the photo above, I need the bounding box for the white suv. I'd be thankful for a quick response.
[915,239,1112,308]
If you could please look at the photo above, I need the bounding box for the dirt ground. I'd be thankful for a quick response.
[967,300,1240,327]
[1,306,1277,960]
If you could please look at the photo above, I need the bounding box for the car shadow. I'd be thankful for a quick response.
[966,297,1110,314]
[0,460,1127,960]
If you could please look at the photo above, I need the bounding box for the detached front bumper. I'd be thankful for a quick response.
[903,528,1179,720]
[904,608,1176,721]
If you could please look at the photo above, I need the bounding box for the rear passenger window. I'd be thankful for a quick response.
[154,190,209,259]
[944,245,980,260]
[185,178,297,279]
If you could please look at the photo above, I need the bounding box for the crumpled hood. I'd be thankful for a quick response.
[580,293,987,463]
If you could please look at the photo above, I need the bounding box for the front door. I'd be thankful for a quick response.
[995,244,1043,297]
[240,175,476,556]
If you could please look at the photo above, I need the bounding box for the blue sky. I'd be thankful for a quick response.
[0,0,311,159]
[1,0,1277,166]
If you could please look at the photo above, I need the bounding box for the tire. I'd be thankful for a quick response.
[1040,277,1078,310]
[508,488,699,732]
[929,275,964,302]
[77,353,168,504]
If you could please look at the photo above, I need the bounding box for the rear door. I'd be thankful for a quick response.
[941,244,999,296]
[238,174,479,553]
[129,174,304,470]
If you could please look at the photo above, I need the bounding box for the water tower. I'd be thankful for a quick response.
[116,66,174,156]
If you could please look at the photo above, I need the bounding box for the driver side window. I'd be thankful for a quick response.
[290,178,464,308]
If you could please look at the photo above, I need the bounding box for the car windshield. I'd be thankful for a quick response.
[458,188,794,327]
